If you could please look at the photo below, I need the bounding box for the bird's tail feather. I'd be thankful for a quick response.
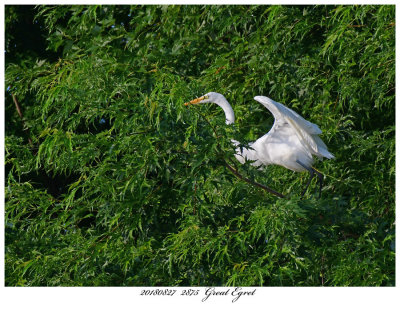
[313,135,335,159]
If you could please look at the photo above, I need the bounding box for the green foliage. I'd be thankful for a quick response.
[5,5,394,286]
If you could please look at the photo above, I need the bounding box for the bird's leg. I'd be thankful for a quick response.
[296,160,315,198]
[301,170,315,198]
[312,168,324,198]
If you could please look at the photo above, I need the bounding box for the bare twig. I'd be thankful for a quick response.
[224,160,285,199]
[11,92,33,147]
[347,24,365,28]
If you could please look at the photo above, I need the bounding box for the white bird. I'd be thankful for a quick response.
[185,92,334,197]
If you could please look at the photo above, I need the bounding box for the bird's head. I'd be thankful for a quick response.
[184,92,235,124]
[184,92,223,106]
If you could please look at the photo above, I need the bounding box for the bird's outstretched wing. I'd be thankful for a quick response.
[253,96,334,159]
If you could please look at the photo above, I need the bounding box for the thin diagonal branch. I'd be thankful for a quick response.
[11,92,33,147]
[224,160,285,199]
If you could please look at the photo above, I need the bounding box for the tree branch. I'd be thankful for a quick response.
[11,92,33,147]
[224,160,285,199]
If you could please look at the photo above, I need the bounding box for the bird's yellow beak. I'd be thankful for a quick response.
[184,95,207,106]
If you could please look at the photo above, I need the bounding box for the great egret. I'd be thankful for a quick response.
[185,92,334,197]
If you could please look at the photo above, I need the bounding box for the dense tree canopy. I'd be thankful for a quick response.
[5,5,395,286]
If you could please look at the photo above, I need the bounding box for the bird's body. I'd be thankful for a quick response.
[185,92,334,197]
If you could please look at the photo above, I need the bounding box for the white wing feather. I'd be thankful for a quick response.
[254,96,334,159]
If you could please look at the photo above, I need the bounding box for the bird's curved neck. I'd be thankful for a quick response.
[215,96,235,125]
